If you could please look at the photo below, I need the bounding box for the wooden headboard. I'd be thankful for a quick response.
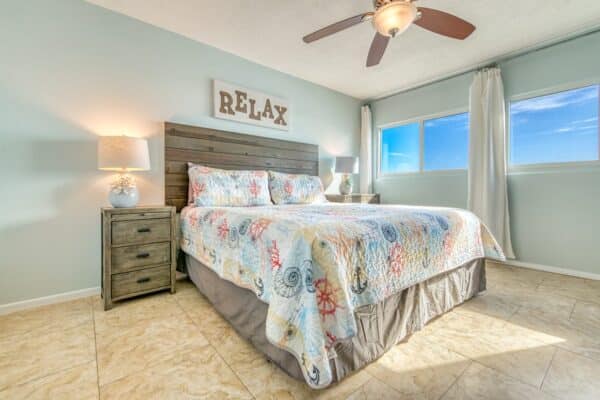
[164,122,319,211]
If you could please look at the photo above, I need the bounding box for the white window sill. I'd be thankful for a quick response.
[508,161,600,175]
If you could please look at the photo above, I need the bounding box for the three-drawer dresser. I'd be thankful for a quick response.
[101,206,176,310]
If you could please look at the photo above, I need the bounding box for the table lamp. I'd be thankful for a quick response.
[335,156,359,195]
[97,135,150,208]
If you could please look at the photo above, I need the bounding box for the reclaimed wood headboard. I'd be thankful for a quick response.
[164,122,319,211]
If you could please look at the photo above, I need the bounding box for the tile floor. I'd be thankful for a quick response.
[1,262,599,399]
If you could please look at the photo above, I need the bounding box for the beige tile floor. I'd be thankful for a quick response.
[1,262,599,399]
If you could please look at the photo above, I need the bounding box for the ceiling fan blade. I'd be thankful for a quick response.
[366,33,390,67]
[414,7,475,40]
[303,13,372,43]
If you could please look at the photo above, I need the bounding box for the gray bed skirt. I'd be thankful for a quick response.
[186,254,486,385]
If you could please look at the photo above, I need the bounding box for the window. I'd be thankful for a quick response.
[380,122,420,174]
[424,113,469,171]
[379,112,469,175]
[510,85,600,166]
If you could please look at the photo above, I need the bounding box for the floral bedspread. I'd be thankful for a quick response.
[180,203,504,388]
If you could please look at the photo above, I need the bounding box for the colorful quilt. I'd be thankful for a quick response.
[180,203,504,388]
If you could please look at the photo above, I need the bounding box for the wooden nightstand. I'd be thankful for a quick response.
[326,194,380,204]
[101,206,177,310]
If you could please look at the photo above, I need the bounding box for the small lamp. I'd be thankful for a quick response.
[335,156,359,195]
[98,135,150,208]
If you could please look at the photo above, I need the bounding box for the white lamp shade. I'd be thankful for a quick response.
[97,136,150,171]
[335,156,359,174]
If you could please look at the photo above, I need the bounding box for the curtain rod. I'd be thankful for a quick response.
[368,24,600,103]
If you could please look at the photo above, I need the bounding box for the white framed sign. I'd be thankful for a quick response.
[213,80,289,131]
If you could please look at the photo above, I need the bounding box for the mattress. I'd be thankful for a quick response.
[180,203,503,388]
[186,254,486,384]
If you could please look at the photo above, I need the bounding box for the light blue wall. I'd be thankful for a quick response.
[372,31,600,276]
[0,0,361,305]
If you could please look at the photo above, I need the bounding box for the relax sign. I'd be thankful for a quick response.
[213,80,289,131]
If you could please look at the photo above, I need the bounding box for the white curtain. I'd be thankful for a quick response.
[468,68,515,258]
[359,105,373,193]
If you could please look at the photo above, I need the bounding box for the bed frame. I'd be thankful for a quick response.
[162,121,487,387]
[164,121,319,211]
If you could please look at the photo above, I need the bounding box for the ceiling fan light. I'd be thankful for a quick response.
[372,1,417,37]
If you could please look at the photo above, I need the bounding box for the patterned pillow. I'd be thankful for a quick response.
[268,171,326,205]
[187,164,217,204]
[188,164,271,207]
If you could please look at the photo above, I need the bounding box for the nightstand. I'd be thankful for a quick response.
[101,206,177,310]
[326,194,380,204]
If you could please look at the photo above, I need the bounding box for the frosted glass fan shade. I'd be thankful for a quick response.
[373,1,417,37]
[335,156,359,174]
[97,136,150,171]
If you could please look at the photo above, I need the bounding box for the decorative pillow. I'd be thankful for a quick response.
[268,171,326,205]
[187,164,217,204]
[188,164,271,207]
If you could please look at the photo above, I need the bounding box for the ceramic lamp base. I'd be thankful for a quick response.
[339,174,353,195]
[109,187,139,208]
[109,174,140,208]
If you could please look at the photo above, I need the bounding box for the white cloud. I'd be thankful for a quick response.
[537,124,597,136]
[386,152,413,159]
[511,86,598,115]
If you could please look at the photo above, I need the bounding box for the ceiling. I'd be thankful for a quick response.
[88,0,600,99]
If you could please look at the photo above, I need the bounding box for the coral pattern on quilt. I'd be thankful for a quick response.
[188,164,271,207]
[180,203,505,389]
[268,171,327,204]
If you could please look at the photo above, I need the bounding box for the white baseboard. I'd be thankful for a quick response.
[494,259,600,281]
[0,287,100,316]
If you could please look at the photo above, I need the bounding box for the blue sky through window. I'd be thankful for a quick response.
[424,113,469,170]
[510,85,599,165]
[381,122,420,173]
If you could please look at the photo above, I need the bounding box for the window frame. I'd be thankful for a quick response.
[376,108,469,178]
[507,80,600,173]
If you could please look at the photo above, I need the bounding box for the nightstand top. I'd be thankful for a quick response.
[326,193,379,198]
[101,205,175,213]
[326,193,380,204]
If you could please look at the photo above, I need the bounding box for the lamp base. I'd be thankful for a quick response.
[109,187,139,208]
[339,174,353,195]
[109,174,140,208]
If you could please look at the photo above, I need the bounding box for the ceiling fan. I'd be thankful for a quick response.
[302,0,476,67]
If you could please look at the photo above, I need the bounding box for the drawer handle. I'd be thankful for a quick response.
[137,228,151,233]
[137,277,151,284]
[136,253,150,259]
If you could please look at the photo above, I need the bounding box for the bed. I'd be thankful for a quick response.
[165,122,504,389]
